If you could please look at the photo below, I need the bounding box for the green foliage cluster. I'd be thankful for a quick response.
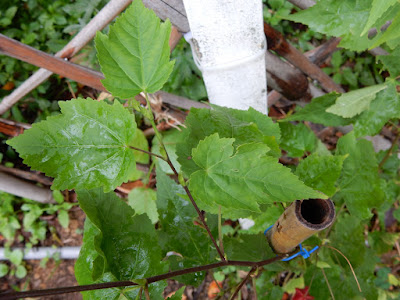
[0,0,107,122]
[162,40,207,101]
[0,190,74,279]
[5,0,400,299]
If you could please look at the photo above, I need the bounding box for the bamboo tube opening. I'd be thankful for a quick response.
[298,198,333,226]
[266,199,335,254]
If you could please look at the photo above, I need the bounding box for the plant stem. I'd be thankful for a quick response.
[128,146,166,161]
[144,284,151,300]
[218,205,224,256]
[2,256,285,299]
[229,266,257,300]
[378,129,400,171]
[141,92,226,262]
[252,276,258,300]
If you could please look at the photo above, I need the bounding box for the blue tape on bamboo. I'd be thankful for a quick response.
[264,226,318,262]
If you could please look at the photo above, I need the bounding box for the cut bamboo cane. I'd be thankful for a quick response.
[266,198,335,254]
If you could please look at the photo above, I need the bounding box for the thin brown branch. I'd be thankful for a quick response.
[0,256,285,300]
[128,146,166,161]
[144,284,151,300]
[165,157,226,261]
[229,266,257,300]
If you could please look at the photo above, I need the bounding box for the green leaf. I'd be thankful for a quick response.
[15,265,27,279]
[128,187,158,224]
[7,249,23,265]
[283,277,304,293]
[58,209,70,229]
[285,0,398,51]
[7,99,137,192]
[21,204,43,228]
[0,263,9,277]
[151,129,182,174]
[378,46,400,77]
[166,286,185,300]
[316,261,331,269]
[336,132,385,219]
[295,153,346,197]
[279,122,317,158]
[130,129,149,164]
[361,0,398,36]
[326,83,387,118]
[156,168,216,285]
[188,134,326,213]
[283,93,351,127]
[224,233,274,262]
[52,190,64,204]
[305,214,379,299]
[353,81,400,137]
[77,188,167,283]
[75,219,140,300]
[246,205,284,234]
[371,10,400,49]
[177,106,281,177]
[368,231,400,255]
[95,0,174,98]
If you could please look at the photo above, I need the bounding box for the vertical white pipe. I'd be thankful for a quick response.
[182,0,267,113]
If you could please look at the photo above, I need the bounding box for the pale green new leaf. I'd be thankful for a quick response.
[353,81,400,137]
[371,10,400,49]
[7,99,137,192]
[295,153,346,197]
[128,187,158,224]
[336,132,385,219]
[96,0,174,98]
[189,134,326,213]
[361,0,398,36]
[283,93,352,127]
[326,83,387,118]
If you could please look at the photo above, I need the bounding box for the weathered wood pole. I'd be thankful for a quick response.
[266,199,335,254]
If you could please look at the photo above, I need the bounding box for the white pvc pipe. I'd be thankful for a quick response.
[0,247,81,260]
[182,0,267,113]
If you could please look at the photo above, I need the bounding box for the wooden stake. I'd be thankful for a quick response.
[266,199,335,254]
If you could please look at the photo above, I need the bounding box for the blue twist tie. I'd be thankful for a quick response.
[264,225,318,262]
